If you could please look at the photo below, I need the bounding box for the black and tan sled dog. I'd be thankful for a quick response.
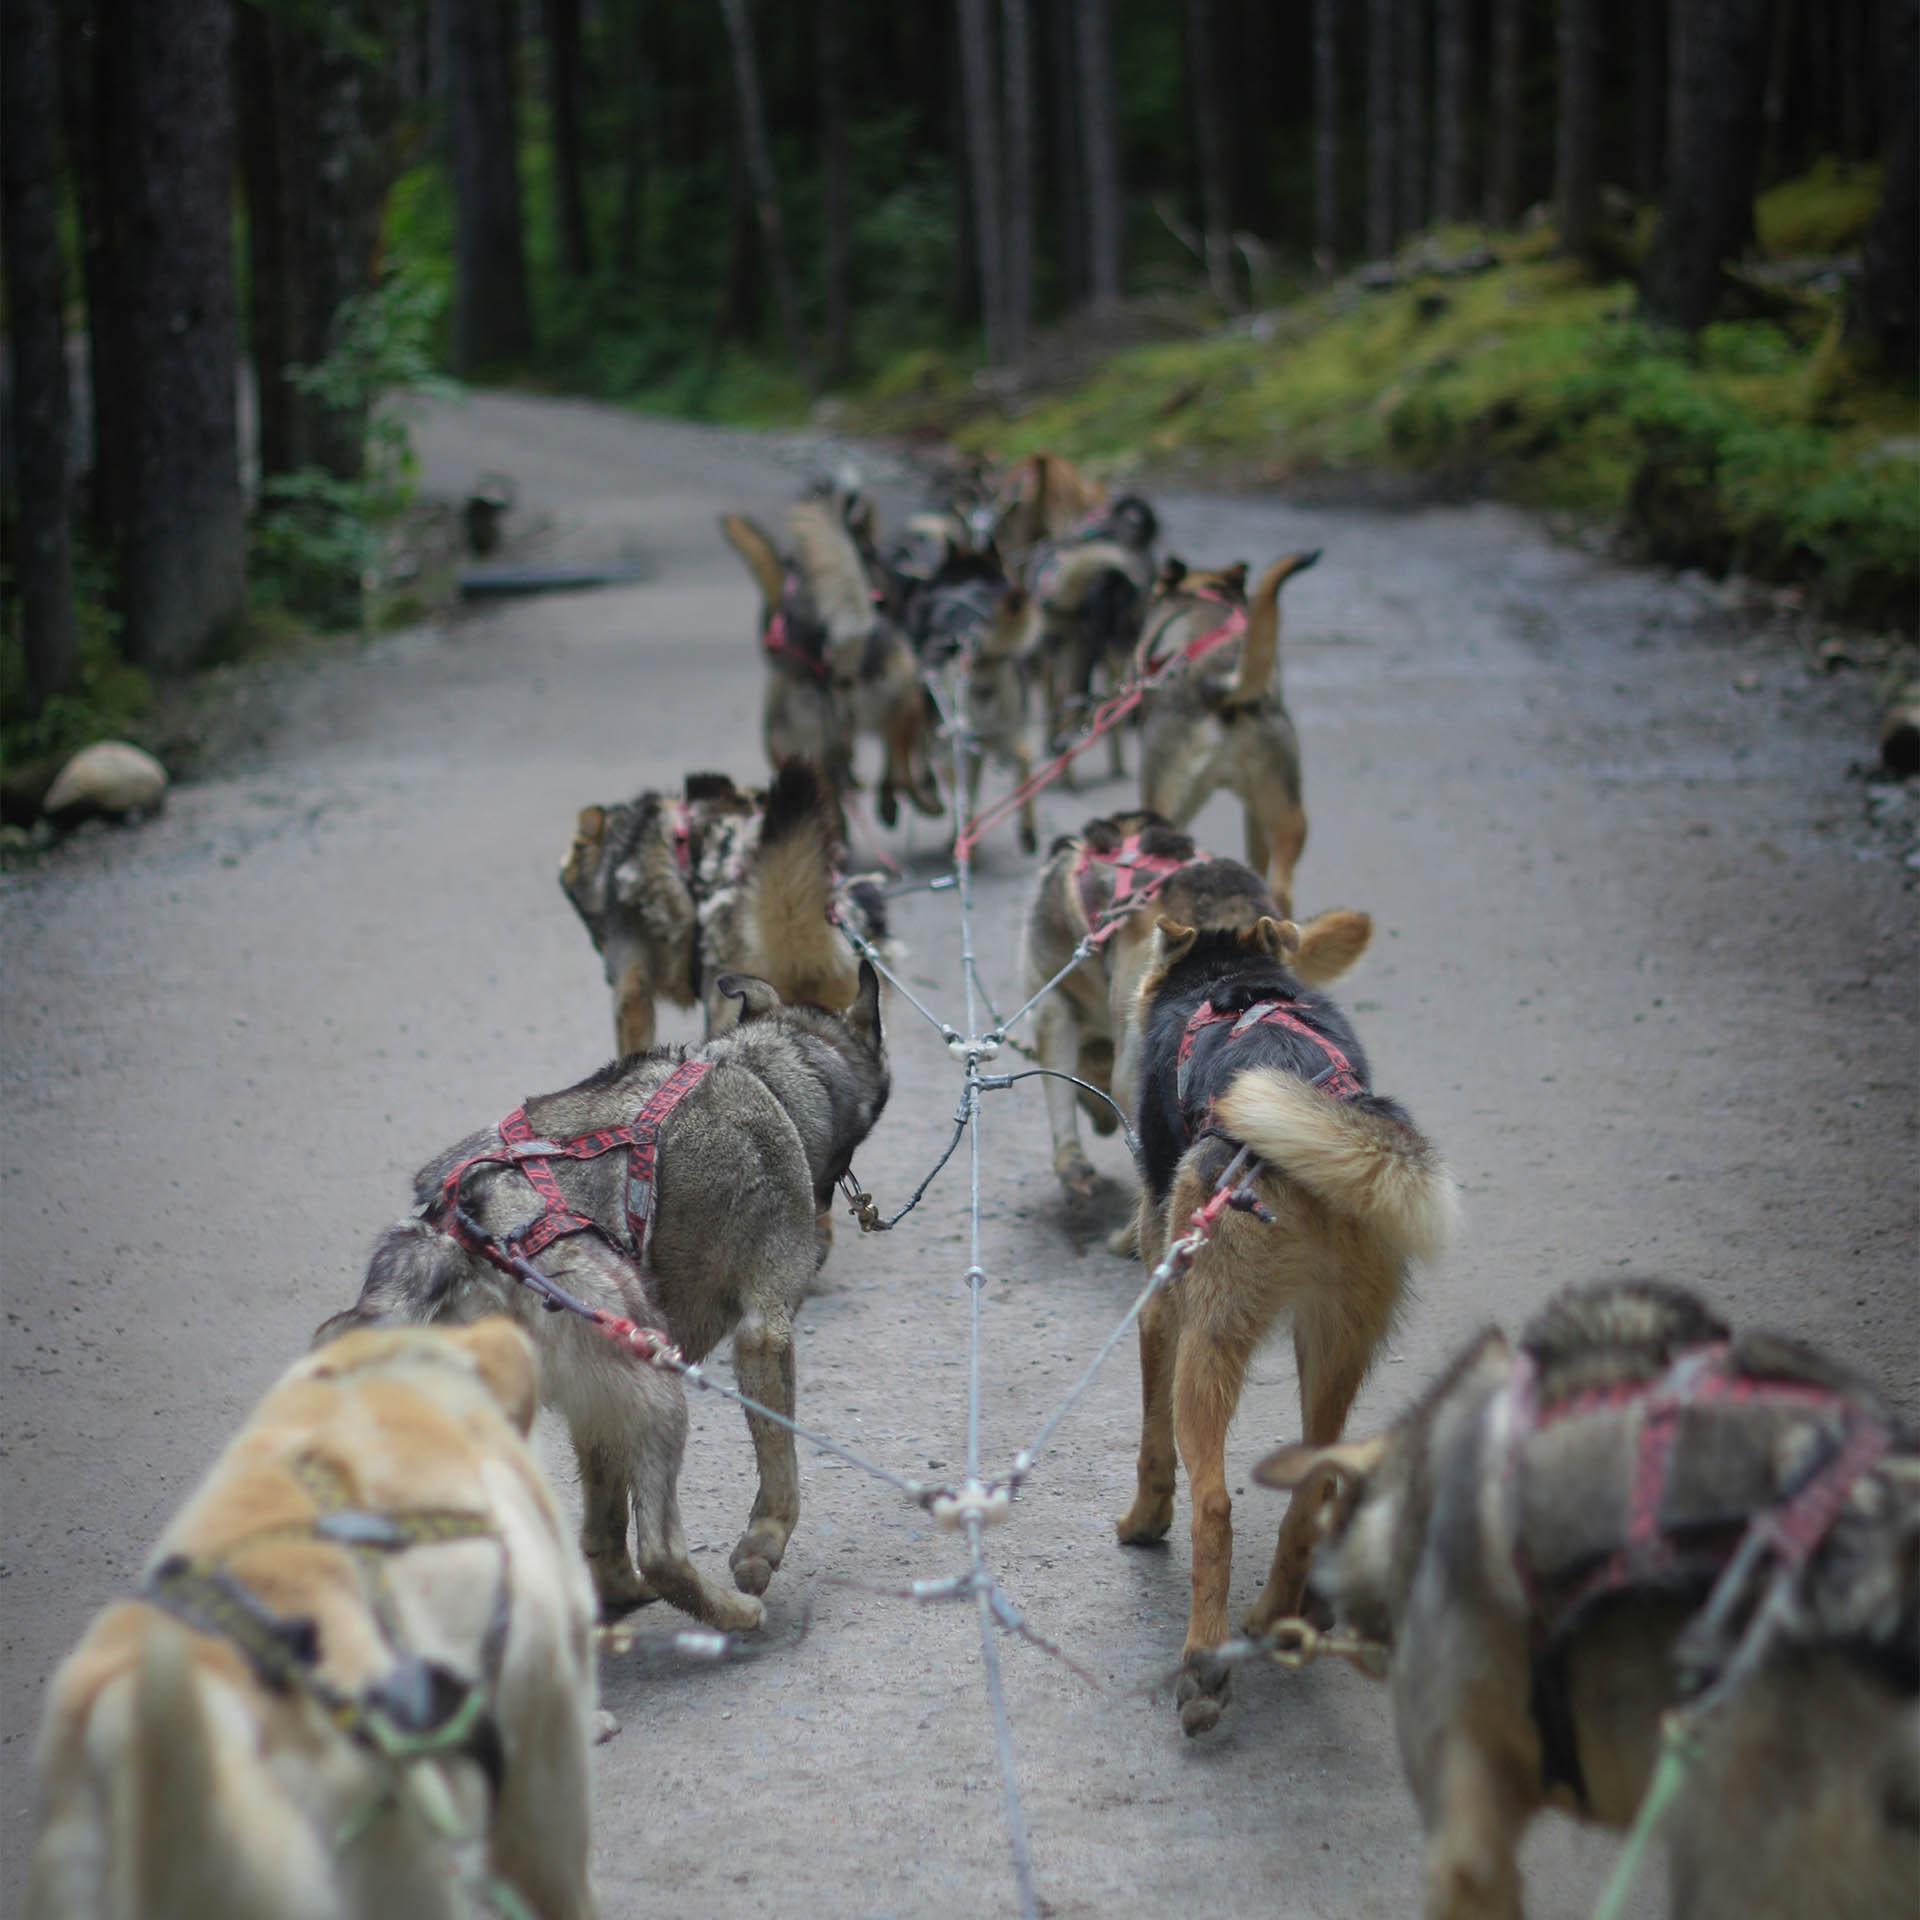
[1118,911,1457,1735]
[1256,1279,1919,1920]
[318,965,889,1633]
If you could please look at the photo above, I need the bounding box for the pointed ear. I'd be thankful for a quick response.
[1250,915,1301,960]
[1153,916,1199,969]
[573,805,606,846]
[454,1319,540,1435]
[1253,1434,1387,1492]
[714,973,784,1023]
[1220,561,1249,599]
[719,513,787,606]
[1157,556,1189,592]
[847,958,883,1044]
[1290,909,1373,988]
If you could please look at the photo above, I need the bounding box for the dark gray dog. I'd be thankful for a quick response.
[318,965,889,1632]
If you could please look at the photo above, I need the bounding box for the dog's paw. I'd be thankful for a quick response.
[1019,822,1039,855]
[589,1551,658,1617]
[708,1589,766,1634]
[730,1526,787,1597]
[593,1710,622,1745]
[1115,1493,1174,1546]
[877,786,900,828]
[1054,1146,1099,1201]
[1175,1658,1231,1738]
[1106,1217,1141,1260]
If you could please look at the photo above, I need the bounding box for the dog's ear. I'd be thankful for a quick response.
[1249,916,1301,960]
[454,1318,540,1435]
[1291,909,1373,987]
[1156,556,1189,593]
[846,957,883,1044]
[572,805,606,847]
[715,973,784,1023]
[1253,1434,1387,1493]
[1153,916,1199,969]
[719,513,787,606]
[1220,561,1249,599]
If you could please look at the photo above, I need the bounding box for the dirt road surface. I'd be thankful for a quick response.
[5,394,1914,1918]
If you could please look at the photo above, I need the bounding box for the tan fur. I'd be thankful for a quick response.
[1230,552,1316,705]
[738,803,861,1013]
[719,512,786,609]
[788,499,876,648]
[995,452,1109,560]
[27,1323,600,1920]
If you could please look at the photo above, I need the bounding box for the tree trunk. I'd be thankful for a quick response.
[1432,0,1470,222]
[1485,0,1522,223]
[1555,0,1602,261]
[1367,0,1398,254]
[1003,0,1036,363]
[2,0,81,712]
[235,3,297,488]
[544,0,594,279]
[957,0,1007,363]
[96,0,246,671]
[614,0,650,282]
[1077,0,1124,308]
[444,0,533,373]
[1047,0,1088,310]
[1644,0,1772,331]
[59,0,127,549]
[1185,0,1235,307]
[819,0,853,382]
[279,2,398,485]
[1313,0,1339,272]
[719,0,817,389]
[717,146,761,343]
[1632,0,1667,198]
[1847,0,1917,372]
[1396,0,1427,236]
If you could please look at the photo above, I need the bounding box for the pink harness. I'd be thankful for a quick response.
[1070,832,1202,949]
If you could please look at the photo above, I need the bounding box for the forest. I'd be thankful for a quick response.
[2,0,1915,759]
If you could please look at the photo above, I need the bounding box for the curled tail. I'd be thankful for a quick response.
[1212,1067,1458,1263]
[747,764,861,1012]
[720,513,787,610]
[1230,549,1322,705]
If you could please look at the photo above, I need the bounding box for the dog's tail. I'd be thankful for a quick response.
[746,763,861,1011]
[1212,1068,1458,1264]
[1230,550,1321,705]
[789,498,875,647]
[720,513,787,610]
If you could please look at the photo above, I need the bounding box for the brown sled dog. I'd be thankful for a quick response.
[318,966,889,1631]
[26,1321,600,1920]
[560,762,890,1055]
[991,451,1109,568]
[1136,551,1320,912]
[1021,811,1373,1207]
[1119,912,1457,1735]
[1256,1279,1919,1920]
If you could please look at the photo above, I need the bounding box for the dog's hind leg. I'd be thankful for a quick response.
[1037,996,1096,1198]
[727,1303,799,1597]
[574,1434,656,1616]
[1246,774,1307,918]
[1115,1284,1179,1548]
[1419,1737,1529,1920]
[1012,742,1040,854]
[612,960,657,1058]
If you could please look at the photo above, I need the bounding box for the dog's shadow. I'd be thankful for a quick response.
[1059,1174,1135,1259]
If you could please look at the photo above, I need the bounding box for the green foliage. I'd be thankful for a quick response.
[0,548,152,768]
[251,270,459,627]
[1756,157,1883,258]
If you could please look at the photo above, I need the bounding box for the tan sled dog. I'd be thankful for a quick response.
[1120,912,1457,1734]
[26,1321,599,1920]
[1256,1280,1919,1920]
[1021,812,1372,1205]
[1137,552,1319,910]
[992,451,1109,566]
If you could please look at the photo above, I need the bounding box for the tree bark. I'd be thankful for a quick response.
[1397,0,1427,236]
[957,0,1007,363]
[1632,0,1667,198]
[1312,0,1339,272]
[614,0,650,282]
[819,0,853,383]
[1485,0,1522,224]
[719,0,817,390]
[235,3,297,487]
[1077,0,1124,308]
[1644,0,1773,332]
[1555,0,1602,261]
[1003,0,1036,363]
[1432,0,1471,222]
[1847,0,1917,372]
[1367,0,1399,255]
[96,0,246,671]
[1185,0,1235,307]
[2,0,81,712]
[544,0,594,279]
[1047,0,1088,310]
[444,0,533,373]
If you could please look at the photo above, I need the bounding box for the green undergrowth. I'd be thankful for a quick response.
[943,221,1918,627]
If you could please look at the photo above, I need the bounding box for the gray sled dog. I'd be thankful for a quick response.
[1256,1278,1919,1920]
[561,761,890,1056]
[317,966,889,1632]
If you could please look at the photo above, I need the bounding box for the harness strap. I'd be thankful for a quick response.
[667,800,694,879]
[1136,590,1247,679]
[1071,832,1201,949]
[1174,995,1365,1121]
[763,572,832,683]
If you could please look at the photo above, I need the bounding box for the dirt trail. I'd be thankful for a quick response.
[3,393,1914,1919]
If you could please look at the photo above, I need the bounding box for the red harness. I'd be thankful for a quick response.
[433,1058,714,1281]
[1136,590,1248,679]
[762,573,831,683]
[1070,832,1201,949]
[666,800,694,879]
[1175,995,1365,1118]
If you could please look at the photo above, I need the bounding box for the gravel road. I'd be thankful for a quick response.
[4,393,1914,1919]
